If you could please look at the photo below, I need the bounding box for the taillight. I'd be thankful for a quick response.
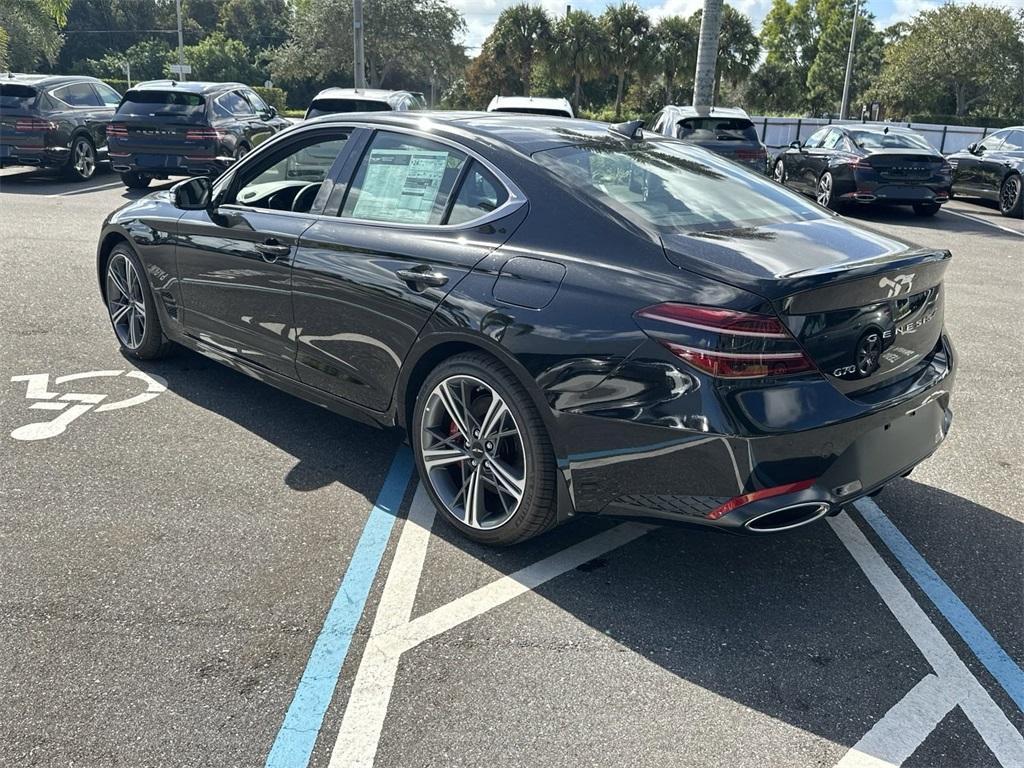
[850,158,873,169]
[185,127,218,141]
[106,123,128,138]
[634,303,817,379]
[736,148,767,161]
[15,118,54,132]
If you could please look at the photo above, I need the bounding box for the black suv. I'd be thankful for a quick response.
[107,80,290,189]
[0,74,122,180]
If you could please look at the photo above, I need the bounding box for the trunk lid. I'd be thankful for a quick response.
[661,218,950,394]
[112,90,215,158]
[864,149,947,183]
[0,84,48,150]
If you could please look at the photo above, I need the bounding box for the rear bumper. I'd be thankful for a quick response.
[0,144,69,169]
[842,171,952,205]
[109,152,231,178]
[557,334,956,534]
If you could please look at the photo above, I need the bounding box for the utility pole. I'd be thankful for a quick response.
[692,0,724,108]
[840,0,861,120]
[353,0,366,90]
[174,0,186,80]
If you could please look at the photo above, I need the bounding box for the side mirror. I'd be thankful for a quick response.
[267,105,278,119]
[789,140,802,150]
[173,176,212,210]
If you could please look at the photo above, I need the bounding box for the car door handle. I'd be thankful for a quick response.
[396,267,448,288]
[255,240,290,262]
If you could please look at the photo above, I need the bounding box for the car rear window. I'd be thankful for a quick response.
[534,139,825,233]
[0,85,38,110]
[117,90,206,118]
[306,99,392,117]
[848,130,932,150]
[677,117,758,142]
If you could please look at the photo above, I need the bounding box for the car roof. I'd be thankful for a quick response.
[303,110,644,154]
[311,87,412,104]
[487,96,573,113]
[1,73,106,88]
[665,105,751,120]
[130,80,246,95]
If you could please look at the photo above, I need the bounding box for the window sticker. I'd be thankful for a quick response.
[351,148,450,223]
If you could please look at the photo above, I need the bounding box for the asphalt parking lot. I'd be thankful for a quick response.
[1,164,1022,768]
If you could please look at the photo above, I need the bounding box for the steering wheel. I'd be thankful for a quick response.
[291,182,323,213]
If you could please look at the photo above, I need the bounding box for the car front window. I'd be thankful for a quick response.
[534,139,826,233]
[234,133,350,211]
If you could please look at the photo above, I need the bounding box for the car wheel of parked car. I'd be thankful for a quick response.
[413,352,557,546]
[121,171,151,190]
[999,173,1023,218]
[65,135,97,181]
[912,202,941,217]
[104,244,172,360]
[773,159,786,184]
[816,172,839,210]
[235,144,250,161]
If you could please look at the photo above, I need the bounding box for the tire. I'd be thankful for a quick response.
[64,135,97,181]
[816,171,840,210]
[773,159,786,184]
[104,244,173,360]
[235,143,250,161]
[913,202,940,217]
[121,171,151,190]
[998,173,1023,218]
[413,352,558,546]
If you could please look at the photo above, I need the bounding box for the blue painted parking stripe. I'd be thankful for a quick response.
[855,497,1024,713]
[266,446,414,768]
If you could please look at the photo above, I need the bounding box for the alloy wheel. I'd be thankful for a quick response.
[106,253,146,349]
[816,173,833,206]
[73,138,96,179]
[419,374,526,530]
[1000,175,1020,214]
[773,160,785,183]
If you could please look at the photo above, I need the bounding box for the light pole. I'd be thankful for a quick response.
[693,0,724,108]
[174,0,186,80]
[353,0,366,90]
[840,0,861,120]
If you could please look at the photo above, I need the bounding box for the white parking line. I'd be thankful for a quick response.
[45,181,124,197]
[943,208,1024,237]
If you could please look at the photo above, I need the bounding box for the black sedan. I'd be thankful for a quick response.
[107,80,290,189]
[95,113,955,545]
[773,125,952,216]
[0,74,122,180]
[946,126,1024,218]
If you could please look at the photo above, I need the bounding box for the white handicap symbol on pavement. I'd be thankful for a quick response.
[9,369,167,441]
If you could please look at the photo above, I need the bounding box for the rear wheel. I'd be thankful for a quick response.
[413,352,557,546]
[913,202,940,217]
[64,135,97,181]
[816,171,840,210]
[773,159,786,184]
[999,173,1023,218]
[121,171,151,190]
[104,244,172,360]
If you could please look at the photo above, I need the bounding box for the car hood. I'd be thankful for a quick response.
[660,216,927,300]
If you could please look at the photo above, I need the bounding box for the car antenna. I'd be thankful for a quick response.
[609,119,644,140]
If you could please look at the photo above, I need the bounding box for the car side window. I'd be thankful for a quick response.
[243,89,270,115]
[93,83,122,106]
[978,131,1007,153]
[999,131,1024,152]
[216,91,255,118]
[822,129,843,150]
[51,82,102,107]
[232,132,350,212]
[446,162,508,225]
[340,132,467,226]
[803,128,829,149]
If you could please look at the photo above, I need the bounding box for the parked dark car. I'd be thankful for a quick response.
[304,88,421,119]
[773,125,952,215]
[0,74,121,180]
[95,113,955,545]
[650,106,768,174]
[107,80,290,189]
[946,126,1024,218]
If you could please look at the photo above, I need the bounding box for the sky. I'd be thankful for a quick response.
[451,0,1024,52]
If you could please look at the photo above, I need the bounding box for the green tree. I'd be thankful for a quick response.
[465,43,518,106]
[654,15,697,105]
[742,60,802,114]
[0,0,71,70]
[218,0,291,53]
[185,32,260,83]
[548,9,606,110]
[602,2,651,119]
[870,4,1024,118]
[690,5,760,105]
[88,39,174,81]
[491,4,552,95]
[806,0,881,115]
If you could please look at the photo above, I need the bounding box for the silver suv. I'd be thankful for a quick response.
[650,106,768,175]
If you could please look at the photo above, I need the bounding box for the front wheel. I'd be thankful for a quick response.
[413,352,558,546]
[104,245,173,360]
[121,171,151,190]
[816,171,840,210]
[913,202,941,217]
[65,135,97,181]
[999,174,1023,218]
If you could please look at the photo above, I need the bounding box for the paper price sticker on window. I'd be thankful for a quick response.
[351,149,449,224]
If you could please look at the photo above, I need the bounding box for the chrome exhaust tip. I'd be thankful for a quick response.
[744,502,830,533]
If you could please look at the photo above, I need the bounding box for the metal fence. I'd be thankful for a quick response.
[751,116,994,156]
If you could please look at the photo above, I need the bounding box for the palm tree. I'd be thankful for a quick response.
[601,2,651,119]
[690,4,760,105]
[692,0,724,107]
[549,10,607,111]
[491,3,552,95]
[654,15,698,105]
